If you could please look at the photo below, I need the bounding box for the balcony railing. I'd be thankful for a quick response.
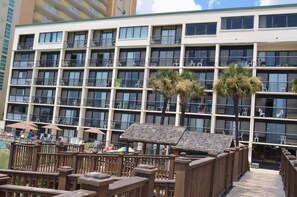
[253,131,297,145]
[187,126,210,133]
[11,78,32,85]
[184,57,215,67]
[56,116,79,126]
[30,114,53,123]
[88,59,113,67]
[219,57,253,67]
[112,120,136,130]
[117,58,145,67]
[186,102,212,114]
[6,112,27,121]
[146,101,177,112]
[64,40,87,48]
[17,42,33,50]
[85,98,109,108]
[32,96,55,105]
[260,81,292,93]
[114,100,142,110]
[58,97,81,106]
[62,59,85,67]
[87,78,112,87]
[199,80,214,89]
[34,78,57,86]
[257,56,297,67]
[151,35,181,45]
[83,118,107,128]
[255,106,297,119]
[149,58,180,67]
[13,61,34,68]
[91,38,115,47]
[114,79,143,88]
[37,60,59,67]
[8,95,30,103]
[216,104,251,116]
[214,128,249,139]
[60,78,84,86]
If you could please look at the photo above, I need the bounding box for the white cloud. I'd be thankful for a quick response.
[208,0,221,8]
[259,0,297,5]
[136,0,202,14]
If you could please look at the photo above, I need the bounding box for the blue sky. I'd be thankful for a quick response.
[136,0,297,14]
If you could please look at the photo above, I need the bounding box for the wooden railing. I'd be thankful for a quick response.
[280,148,297,197]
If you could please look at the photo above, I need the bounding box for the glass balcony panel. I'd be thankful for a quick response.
[32,96,55,104]
[64,40,87,48]
[87,78,112,87]
[118,58,145,67]
[83,118,106,128]
[63,59,85,67]
[112,120,135,130]
[184,57,215,67]
[91,38,115,47]
[13,61,34,68]
[17,42,33,50]
[149,58,180,67]
[114,79,143,88]
[88,59,113,67]
[11,78,31,85]
[216,104,251,116]
[34,78,57,86]
[151,35,181,45]
[146,101,177,112]
[219,56,253,67]
[30,114,53,123]
[114,100,142,110]
[61,78,84,86]
[38,60,59,67]
[56,116,79,126]
[85,98,109,108]
[257,56,297,67]
[9,95,29,103]
[58,97,81,106]
[6,112,27,120]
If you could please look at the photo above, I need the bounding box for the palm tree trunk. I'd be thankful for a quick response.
[233,98,239,147]
[160,97,169,125]
[180,102,187,126]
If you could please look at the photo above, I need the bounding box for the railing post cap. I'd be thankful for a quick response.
[58,166,73,172]
[284,151,291,155]
[208,151,219,157]
[78,172,114,187]
[292,160,297,167]
[84,172,111,179]
[169,154,177,158]
[175,157,192,164]
[288,155,296,160]
[179,152,187,157]
[134,164,158,174]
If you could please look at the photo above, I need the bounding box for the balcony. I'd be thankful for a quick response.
[32,96,55,105]
[117,58,145,67]
[187,126,210,133]
[8,95,29,103]
[17,42,33,50]
[58,97,81,106]
[62,59,85,67]
[151,35,181,45]
[90,38,115,47]
[186,102,212,114]
[252,131,297,145]
[112,120,135,130]
[146,101,177,112]
[6,112,27,121]
[37,60,59,68]
[115,79,143,88]
[87,78,111,87]
[85,98,109,108]
[255,106,297,119]
[184,57,215,67]
[56,116,79,126]
[13,60,34,68]
[260,81,291,93]
[149,58,180,67]
[83,118,107,128]
[114,100,142,110]
[64,40,87,48]
[219,57,253,67]
[11,78,32,85]
[60,78,84,86]
[217,104,251,116]
[30,114,53,123]
[257,56,297,67]
[34,78,57,86]
[88,59,113,67]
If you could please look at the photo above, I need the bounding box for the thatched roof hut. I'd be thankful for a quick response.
[171,131,234,154]
[120,123,186,145]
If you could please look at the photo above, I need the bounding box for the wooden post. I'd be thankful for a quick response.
[125,142,129,154]
[293,161,297,197]
[224,149,231,193]
[133,164,158,197]
[156,144,160,155]
[209,152,219,197]
[116,153,124,177]
[168,154,177,180]
[72,152,79,173]
[174,157,191,197]
[0,174,10,196]
[78,172,114,197]
[232,147,240,181]
[143,143,147,154]
[8,142,16,169]
[32,143,42,171]
[56,144,67,152]
[58,166,74,190]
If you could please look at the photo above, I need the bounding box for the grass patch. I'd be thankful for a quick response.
[0,149,9,169]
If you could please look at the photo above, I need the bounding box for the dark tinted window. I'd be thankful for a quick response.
[185,23,217,35]
[273,15,286,27]
[222,16,254,30]
[288,14,297,27]
[259,13,297,28]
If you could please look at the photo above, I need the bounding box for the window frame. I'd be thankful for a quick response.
[185,22,217,36]
[39,31,63,43]
[221,16,254,30]
[119,26,148,39]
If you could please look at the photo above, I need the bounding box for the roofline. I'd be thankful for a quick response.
[16,3,297,28]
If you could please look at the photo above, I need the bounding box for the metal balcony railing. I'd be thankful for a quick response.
[149,58,180,67]
[114,79,143,88]
[151,35,181,45]
[11,78,32,85]
[60,78,84,86]
[86,78,112,87]
[219,56,253,67]
[83,118,107,128]
[257,56,297,67]
[88,59,113,67]
[114,100,142,110]
[64,40,87,48]
[13,60,34,68]
[85,98,110,108]
[30,114,53,123]
[117,58,145,67]
[34,78,57,86]
[184,57,215,67]
[37,60,59,67]
[58,97,81,106]
[146,101,177,112]
[56,116,79,126]
[8,95,30,103]
[17,42,33,50]
[62,59,85,67]
[90,38,115,47]
[32,96,55,105]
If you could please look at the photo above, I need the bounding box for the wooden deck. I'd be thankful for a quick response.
[227,168,286,197]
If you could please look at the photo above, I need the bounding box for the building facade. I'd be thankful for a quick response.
[5,4,297,162]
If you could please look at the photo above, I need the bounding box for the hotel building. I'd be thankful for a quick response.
[5,4,297,163]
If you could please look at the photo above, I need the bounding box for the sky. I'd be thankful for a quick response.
[136,0,297,14]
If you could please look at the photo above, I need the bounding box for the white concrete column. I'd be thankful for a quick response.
[140,45,150,123]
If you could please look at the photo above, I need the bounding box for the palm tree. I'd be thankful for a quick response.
[176,71,206,126]
[150,69,179,125]
[292,78,297,92]
[213,64,261,147]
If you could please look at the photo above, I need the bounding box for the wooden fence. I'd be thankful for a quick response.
[280,148,297,197]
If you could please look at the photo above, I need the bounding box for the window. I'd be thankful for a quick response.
[39,32,62,43]
[259,13,297,28]
[221,16,254,30]
[119,26,148,39]
[186,23,217,35]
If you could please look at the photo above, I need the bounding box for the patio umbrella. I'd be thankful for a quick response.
[42,123,62,141]
[84,128,105,135]
[117,147,135,153]
[22,121,38,127]
[6,122,38,131]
